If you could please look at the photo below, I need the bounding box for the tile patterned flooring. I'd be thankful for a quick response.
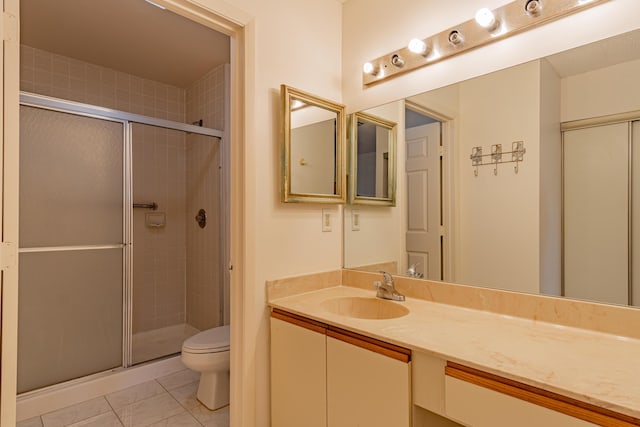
[17,369,229,427]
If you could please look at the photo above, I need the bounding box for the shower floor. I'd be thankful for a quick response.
[132,323,200,365]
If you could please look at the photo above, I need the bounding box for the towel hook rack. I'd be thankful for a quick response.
[469,141,525,177]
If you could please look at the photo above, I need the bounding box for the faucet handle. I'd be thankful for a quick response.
[379,271,394,283]
[373,280,382,289]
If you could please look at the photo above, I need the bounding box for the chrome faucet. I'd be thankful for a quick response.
[406,263,424,279]
[374,271,405,301]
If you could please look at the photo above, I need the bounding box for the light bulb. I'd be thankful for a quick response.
[363,62,375,74]
[291,100,305,110]
[408,38,427,55]
[475,8,497,29]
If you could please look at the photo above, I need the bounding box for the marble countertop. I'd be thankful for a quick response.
[268,285,640,419]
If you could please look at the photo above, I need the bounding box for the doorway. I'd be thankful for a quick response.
[16,0,233,405]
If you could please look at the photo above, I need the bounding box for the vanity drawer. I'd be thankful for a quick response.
[444,362,639,427]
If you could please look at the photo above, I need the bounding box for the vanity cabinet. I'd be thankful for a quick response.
[444,362,639,427]
[270,309,411,427]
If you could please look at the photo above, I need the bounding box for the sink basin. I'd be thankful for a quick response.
[321,296,409,320]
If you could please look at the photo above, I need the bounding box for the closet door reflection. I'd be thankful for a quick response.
[18,106,124,393]
[563,123,629,305]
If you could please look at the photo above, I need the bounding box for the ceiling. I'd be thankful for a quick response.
[20,0,230,88]
[546,28,640,78]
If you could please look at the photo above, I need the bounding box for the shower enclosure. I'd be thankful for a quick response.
[17,93,226,394]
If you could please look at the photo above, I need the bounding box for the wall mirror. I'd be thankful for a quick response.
[349,111,397,206]
[343,28,640,309]
[281,85,346,204]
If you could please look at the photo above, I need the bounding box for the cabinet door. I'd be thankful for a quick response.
[444,363,636,427]
[270,315,326,427]
[327,331,411,427]
[445,376,596,427]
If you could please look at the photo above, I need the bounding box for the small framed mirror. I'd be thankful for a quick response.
[281,85,346,204]
[349,111,397,206]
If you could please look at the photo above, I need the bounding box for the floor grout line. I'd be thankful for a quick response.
[102,392,124,427]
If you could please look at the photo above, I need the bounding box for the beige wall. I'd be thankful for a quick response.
[561,58,640,122]
[539,59,562,297]
[456,61,541,294]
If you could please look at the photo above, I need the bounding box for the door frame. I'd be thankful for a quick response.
[1,0,20,424]
[1,0,251,425]
[404,100,456,282]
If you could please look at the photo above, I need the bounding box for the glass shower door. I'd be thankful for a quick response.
[18,106,125,393]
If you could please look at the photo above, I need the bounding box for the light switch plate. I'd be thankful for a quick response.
[322,209,332,232]
[351,209,360,231]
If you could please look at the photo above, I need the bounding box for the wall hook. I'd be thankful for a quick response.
[469,141,525,177]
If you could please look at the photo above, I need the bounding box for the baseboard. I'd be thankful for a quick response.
[16,356,185,421]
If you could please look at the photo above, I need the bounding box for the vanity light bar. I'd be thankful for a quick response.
[362,0,609,85]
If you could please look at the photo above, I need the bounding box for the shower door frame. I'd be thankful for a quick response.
[18,92,224,374]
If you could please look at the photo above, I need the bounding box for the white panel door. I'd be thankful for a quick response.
[633,120,640,307]
[563,123,629,305]
[405,122,441,280]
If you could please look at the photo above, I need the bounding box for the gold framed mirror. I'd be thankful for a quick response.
[281,85,346,204]
[349,111,397,206]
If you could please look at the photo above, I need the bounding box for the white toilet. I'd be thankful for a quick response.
[181,325,230,410]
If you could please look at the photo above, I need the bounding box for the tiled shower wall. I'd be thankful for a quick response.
[185,65,226,330]
[20,45,227,334]
[131,125,187,333]
[20,45,185,122]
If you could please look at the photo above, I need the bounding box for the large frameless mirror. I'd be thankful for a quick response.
[349,111,397,206]
[281,85,346,204]
[343,28,640,309]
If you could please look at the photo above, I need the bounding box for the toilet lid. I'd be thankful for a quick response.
[183,325,230,353]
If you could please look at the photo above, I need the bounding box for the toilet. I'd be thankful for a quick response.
[181,325,230,410]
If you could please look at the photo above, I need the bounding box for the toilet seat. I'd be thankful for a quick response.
[182,325,230,354]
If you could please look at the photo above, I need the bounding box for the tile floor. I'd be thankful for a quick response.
[17,369,229,427]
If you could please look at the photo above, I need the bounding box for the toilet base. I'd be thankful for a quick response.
[197,370,230,410]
